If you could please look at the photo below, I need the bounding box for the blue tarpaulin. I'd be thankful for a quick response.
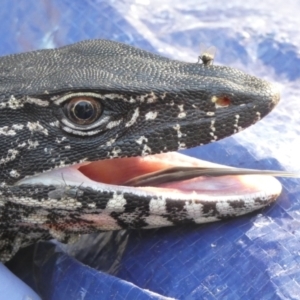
[1,1,300,299]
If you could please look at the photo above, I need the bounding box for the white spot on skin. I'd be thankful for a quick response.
[10,170,20,178]
[112,148,121,157]
[210,132,218,141]
[105,193,127,213]
[177,104,187,118]
[126,108,140,127]
[25,97,49,107]
[215,200,256,215]
[138,92,158,103]
[234,115,240,125]
[65,145,71,150]
[178,142,186,150]
[211,96,218,103]
[49,121,59,127]
[21,213,49,225]
[0,149,19,165]
[17,142,27,148]
[108,147,122,158]
[178,112,186,118]
[79,158,88,163]
[185,200,204,220]
[44,148,54,154]
[233,115,243,132]
[62,126,102,136]
[58,161,66,167]
[149,197,168,214]
[141,144,152,156]
[106,119,122,129]
[173,124,185,139]
[106,138,117,147]
[0,124,24,136]
[0,95,24,109]
[15,195,82,209]
[9,96,23,109]
[27,122,48,136]
[146,92,158,103]
[144,215,174,228]
[0,126,16,136]
[206,111,215,116]
[148,197,211,226]
[210,119,216,132]
[12,124,24,130]
[104,93,154,104]
[210,119,217,140]
[135,136,148,145]
[145,111,158,120]
[256,111,261,121]
[27,140,39,149]
[55,137,66,144]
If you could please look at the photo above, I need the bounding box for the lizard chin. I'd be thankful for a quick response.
[17,152,281,222]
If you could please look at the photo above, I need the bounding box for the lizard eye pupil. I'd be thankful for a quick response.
[65,96,102,125]
[74,101,94,120]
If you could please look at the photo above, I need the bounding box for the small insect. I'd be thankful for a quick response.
[197,44,217,66]
[48,173,84,200]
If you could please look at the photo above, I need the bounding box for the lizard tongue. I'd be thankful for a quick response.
[78,152,297,187]
[123,166,298,187]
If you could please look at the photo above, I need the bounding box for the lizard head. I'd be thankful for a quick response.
[0,39,280,183]
[0,40,281,261]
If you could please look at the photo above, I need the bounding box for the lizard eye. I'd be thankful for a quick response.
[64,97,102,125]
[55,92,112,136]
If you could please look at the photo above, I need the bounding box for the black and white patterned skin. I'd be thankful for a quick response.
[0,40,280,262]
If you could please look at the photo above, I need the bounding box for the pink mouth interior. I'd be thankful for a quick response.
[78,156,174,186]
[77,153,281,197]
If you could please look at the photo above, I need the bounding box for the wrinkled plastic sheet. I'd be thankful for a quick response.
[1,1,300,299]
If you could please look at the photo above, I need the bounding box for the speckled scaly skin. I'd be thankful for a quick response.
[0,40,280,261]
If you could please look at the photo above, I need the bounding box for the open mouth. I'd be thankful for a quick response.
[17,152,284,226]
[78,153,282,198]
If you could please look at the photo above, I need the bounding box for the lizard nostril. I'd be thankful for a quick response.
[211,95,231,108]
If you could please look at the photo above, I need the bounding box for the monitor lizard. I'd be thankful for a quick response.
[0,40,281,262]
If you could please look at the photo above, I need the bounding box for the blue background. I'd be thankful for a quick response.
[1,1,300,299]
